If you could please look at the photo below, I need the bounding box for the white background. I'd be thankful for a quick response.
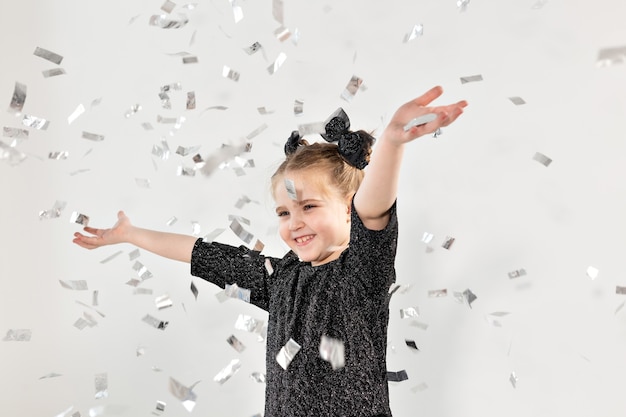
[1,0,626,416]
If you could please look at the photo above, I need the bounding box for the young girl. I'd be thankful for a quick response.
[73,86,467,417]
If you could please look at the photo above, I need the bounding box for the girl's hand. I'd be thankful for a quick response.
[384,86,467,146]
[72,210,132,250]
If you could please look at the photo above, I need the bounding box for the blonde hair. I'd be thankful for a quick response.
[271,142,365,200]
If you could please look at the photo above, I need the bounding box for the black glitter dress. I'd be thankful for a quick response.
[191,202,398,417]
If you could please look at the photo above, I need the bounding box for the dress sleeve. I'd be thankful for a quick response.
[190,238,279,311]
[348,199,399,292]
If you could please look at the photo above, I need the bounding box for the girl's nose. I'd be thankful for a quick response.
[288,213,303,230]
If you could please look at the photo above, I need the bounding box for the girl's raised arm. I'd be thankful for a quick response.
[354,86,467,230]
[72,211,197,263]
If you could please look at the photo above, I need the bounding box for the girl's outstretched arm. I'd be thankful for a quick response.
[72,211,197,263]
[354,86,467,230]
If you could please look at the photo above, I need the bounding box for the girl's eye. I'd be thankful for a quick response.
[303,204,315,211]
[277,211,289,217]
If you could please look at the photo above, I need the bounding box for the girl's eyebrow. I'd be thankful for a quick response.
[274,199,323,212]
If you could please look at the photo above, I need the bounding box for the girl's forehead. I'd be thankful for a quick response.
[275,170,340,199]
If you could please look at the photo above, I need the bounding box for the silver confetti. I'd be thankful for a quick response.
[457,0,470,12]
[267,52,287,75]
[387,370,409,382]
[182,55,198,64]
[411,382,429,393]
[274,26,291,42]
[284,178,297,200]
[222,65,241,82]
[166,216,178,226]
[230,219,254,244]
[39,372,62,379]
[34,47,63,64]
[124,104,142,118]
[508,268,527,279]
[531,0,548,9]
[244,42,263,55]
[265,259,274,276]
[155,294,173,310]
[70,211,90,226]
[586,266,599,280]
[94,373,108,399]
[49,151,69,160]
[133,261,153,280]
[39,200,66,220]
[509,372,518,388]
[340,75,364,102]
[82,131,104,142]
[257,106,274,115]
[0,142,26,165]
[3,329,32,341]
[441,236,455,249]
[460,74,483,84]
[225,283,251,303]
[154,401,166,415]
[276,338,301,370]
[420,232,434,243]
[509,96,526,105]
[59,280,88,291]
[428,289,447,298]
[142,122,154,130]
[400,307,419,319]
[227,335,246,352]
[92,290,99,306]
[597,45,626,67]
[246,123,268,140]
[42,68,66,78]
[432,128,442,138]
[250,372,266,383]
[99,250,123,264]
[214,359,241,384]
[142,314,168,330]
[462,288,478,308]
[293,99,304,116]
[128,249,141,261]
[22,114,50,130]
[191,281,199,300]
[403,113,437,131]
[291,28,301,45]
[177,166,196,177]
[191,221,201,236]
[8,82,27,113]
[616,286,626,295]
[229,0,244,22]
[403,24,424,43]
[272,0,284,23]
[134,288,153,295]
[168,377,198,412]
[161,0,176,13]
[532,151,552,167]
[234,314,263,333]
[203,228,225,243]
[135,178,151,188]
[319,336,345,370]
[297,122,325,136]
[186,91,196,109]
[149,13,189,29]
[3,127,29,140]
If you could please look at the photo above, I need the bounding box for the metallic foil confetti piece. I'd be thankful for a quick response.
[276,338,301,370]
[319,336,345,370]
[59,280,88,290]
[49,151,69,160]
[432,128,442,138]
[76,300,105,318]
[509,96,526,105]
[532,0,548,8]
[509,372,518,388]
[39,200,67,220]
[272,0,284,23]
[229,0,243,22]
[235,195,252,209]
[410,383,429,394]
[74,317,89,330]
[400,307,419,319]
[297,122,325,136]
[405,340,419,351]
[99,250,123,264]
[92,290,99,306]
[229,215,251,225]
[53,405,75,417]
[508,268,527,279]
[227,335,246,352]
[586,266,599,280]
[82,312,98,327]
[292,27,301,45]
[284,178,297,200]
[246,123,268,140]
[257,106,274,115]
[222,65,241,82]
[34,47,63,64]
[267,52,287,75]
[265,258,274,276]
[616,302,625,315]
[460,74,483,83]
[428,288,447,297]
[40,372,63,380]
[135,288,153,295]
[250,372,266,383]
[82,131,104,141]
[253,239,264,253]
[532,151,552,167]
[274,26,291,41]
[124,104,142,118]
[235,314,263,333]
[616,286,626,295]
[149,13,189,29]
[0,141,26,165]
[457,0,470,12]
[191,221,201,236]
[387,370,409,382]
[186,91,196,109]
[230,219,254,244]
[157,115,178,124]
[94,373,108,399]
[128,249,141,261]
[182,56,198,64]
[168,377,197,412]
[403,24,424,43]
[189,282,199,301]
[22,114,50,130]
[3,329,32,341]
[166,216,177,226]
[203,228,225,243]
[154,400,166,415]
[214,359,241,384]
[135,178,151,188]
[161,0,176,13]
[293,99,304,115]
[142,314,168,330]
[142,122,153,130]
[244,42,263,56]
[596,45,626,67]
[340,75,364,102]
[70,211,90,226]
[421,232,433,244]
[403,113,437,131]
[133,261,153,280]
[3,126,29,140]
[43,68,66,78]
[225,283,251,303]
[155,294,173,310]
[176,145,200,156]
[8,82,27,113]
[463,288,478,308]
[67,103,85,125]
[441,236,455,249]
[177,165,196,176]
[410,321,429,331]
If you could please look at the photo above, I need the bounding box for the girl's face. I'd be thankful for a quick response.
[274,170,352,266]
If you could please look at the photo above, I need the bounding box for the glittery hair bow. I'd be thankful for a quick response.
[321,108,373,170]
